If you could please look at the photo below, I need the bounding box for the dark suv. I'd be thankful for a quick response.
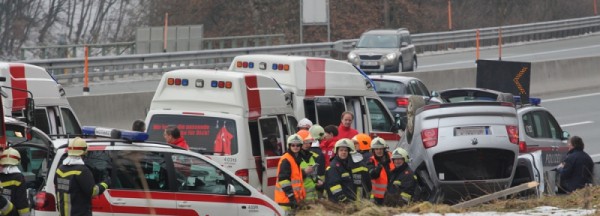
[347,28,417,73]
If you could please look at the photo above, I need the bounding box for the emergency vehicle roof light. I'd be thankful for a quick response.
[82,126,149,142]
[513,96,541,106]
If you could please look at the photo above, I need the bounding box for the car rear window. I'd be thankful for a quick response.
[372,80,407,94]
[147,114,238,155]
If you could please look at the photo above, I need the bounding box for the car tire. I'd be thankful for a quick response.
[406,95,425,142]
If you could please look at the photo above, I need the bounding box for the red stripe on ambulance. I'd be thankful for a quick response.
[8,64,28,112]
[305,59,326,97]
[245,75,262,120]
[370,132,400,142]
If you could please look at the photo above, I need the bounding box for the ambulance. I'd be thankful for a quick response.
[229,54,401,146]
[144,69,297,198]
[0,63,82,135]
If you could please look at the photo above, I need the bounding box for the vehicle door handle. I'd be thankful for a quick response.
[111,199,126,205]
[178,203,191,208]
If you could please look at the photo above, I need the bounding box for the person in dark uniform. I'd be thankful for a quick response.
[558,135,594,194]
[383,147,417,207]
[54,137,110,216]
[0,148,29,216]
[325,138,357,203]
[0,195,14,216]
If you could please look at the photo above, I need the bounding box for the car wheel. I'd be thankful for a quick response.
[406,95,425,142]
[398,59,404,72]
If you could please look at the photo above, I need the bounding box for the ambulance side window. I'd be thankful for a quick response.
[313,97,346,127]
[33,109,51,135]
[366,98,393,132]
[259,117,283,156]
[61,108,82,135]
[112,151,169,191]
[172,153,250,195]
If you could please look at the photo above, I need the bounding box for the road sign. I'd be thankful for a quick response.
[476,60,531,104]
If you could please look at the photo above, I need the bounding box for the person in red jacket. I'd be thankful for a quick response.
[320,125,339,167]
[164,125,190,150]
[337,111,358,139]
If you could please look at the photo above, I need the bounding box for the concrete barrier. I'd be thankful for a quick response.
[67,56,600,128]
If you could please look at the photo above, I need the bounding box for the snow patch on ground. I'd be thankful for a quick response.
[396,206,595,216]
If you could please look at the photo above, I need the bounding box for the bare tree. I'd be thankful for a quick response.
[37,0,67,44]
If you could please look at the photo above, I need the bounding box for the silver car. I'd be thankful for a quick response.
[347,28,417,73]
[399,96,520,203]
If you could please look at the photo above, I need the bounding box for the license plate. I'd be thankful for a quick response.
[361,61,379,66]
[543,152,564,166]
[454,126,490,136]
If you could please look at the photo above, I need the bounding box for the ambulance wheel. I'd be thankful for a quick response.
[406,95,425,141]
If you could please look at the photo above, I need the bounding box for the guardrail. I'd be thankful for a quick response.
[20,16,600,85]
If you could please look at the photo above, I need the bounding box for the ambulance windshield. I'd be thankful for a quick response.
[147,115,238,155]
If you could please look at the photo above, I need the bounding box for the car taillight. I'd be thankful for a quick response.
[519,141,527,153]
[34,191,56,211]
[421,128,438,149]
[235,169,249,183]
[396,97,409,107]
[506,125,519,145]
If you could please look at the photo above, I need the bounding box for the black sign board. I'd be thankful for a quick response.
[476,60,531,104]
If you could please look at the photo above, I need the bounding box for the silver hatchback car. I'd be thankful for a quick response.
[347,28,417,73]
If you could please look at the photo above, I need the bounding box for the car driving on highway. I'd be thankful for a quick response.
[347,28,417,73]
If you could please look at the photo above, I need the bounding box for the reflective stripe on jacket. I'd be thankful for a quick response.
[370,153,394,199]
[274,153,306,205]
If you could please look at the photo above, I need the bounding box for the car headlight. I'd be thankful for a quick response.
[385,53,397,61]
[347,53,358,63]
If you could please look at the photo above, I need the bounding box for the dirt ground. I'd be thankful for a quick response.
[294,186,600,216]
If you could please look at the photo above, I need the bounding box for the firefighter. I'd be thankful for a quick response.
[297,118,313,131]
[274,134,306,213]
[352,133,372,160]
[384,147,417,207]
[55,137,110,216]
[308,125,326,197]
[325,138,359,203]
[347,137,371,202]
[0,195,14,216]
[0,148,29,216]
[297,131,323,202]
[367,137,394,205]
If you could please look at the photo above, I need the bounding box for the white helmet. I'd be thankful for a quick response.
[0,148,21,166]
[391,147,410,161]
[68,137,88,156]
[297,118,313,129]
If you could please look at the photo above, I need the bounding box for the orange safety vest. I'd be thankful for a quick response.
[274,153,306,205]
[370,152,395,199]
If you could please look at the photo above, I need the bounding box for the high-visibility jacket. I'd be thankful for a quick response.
[369,153,395,199]
[0,172,30,216]
[300,151,319,201]
[274,153,305,208]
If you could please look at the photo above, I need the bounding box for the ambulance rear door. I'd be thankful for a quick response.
[257,116,286,198]
[304,96,347,127]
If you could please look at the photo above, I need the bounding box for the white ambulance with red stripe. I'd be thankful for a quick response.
[0,63,82,135]
[229,55,401,146]
[33,127,285,216]
[144,69,297,199]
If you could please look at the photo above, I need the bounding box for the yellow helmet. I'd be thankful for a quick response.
[309,125,325,140]
[0,148,21,166]
[391,147,410,161]
[68,137,88,156]
[287,134,304,147]
[371,137,387,149]
[334,138,355,153]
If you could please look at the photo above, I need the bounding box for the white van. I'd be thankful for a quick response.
[0,62,82,135]
[144,69,297,198]
[230,54,401,146]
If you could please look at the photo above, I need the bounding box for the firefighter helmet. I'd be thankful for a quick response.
[391,147,410,161]
[371,137,387,149]
[297,118,313,129]
[308,125,325,140]
[352,133,372,151]
[334,138,355,153]
[68,137,88,156]
[287,134,304,147]
[0,148,21,166]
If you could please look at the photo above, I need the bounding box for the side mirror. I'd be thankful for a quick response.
[350,41,356,48]
[401,42,408,48]
[431,91,439,98]
[562,131,570,140]
[25,98,35,127]
[395,114,406,131]
[226,184,236,196]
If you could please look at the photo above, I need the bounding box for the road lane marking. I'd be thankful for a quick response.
[561,121,594,127]
[544,92,600,102]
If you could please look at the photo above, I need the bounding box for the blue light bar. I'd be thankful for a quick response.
[248,62,254,68]
[182,79,189,86]
[272,63,278,70]
[82,126,148,141]
[211,80,218,87]
[513,96,541,106]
